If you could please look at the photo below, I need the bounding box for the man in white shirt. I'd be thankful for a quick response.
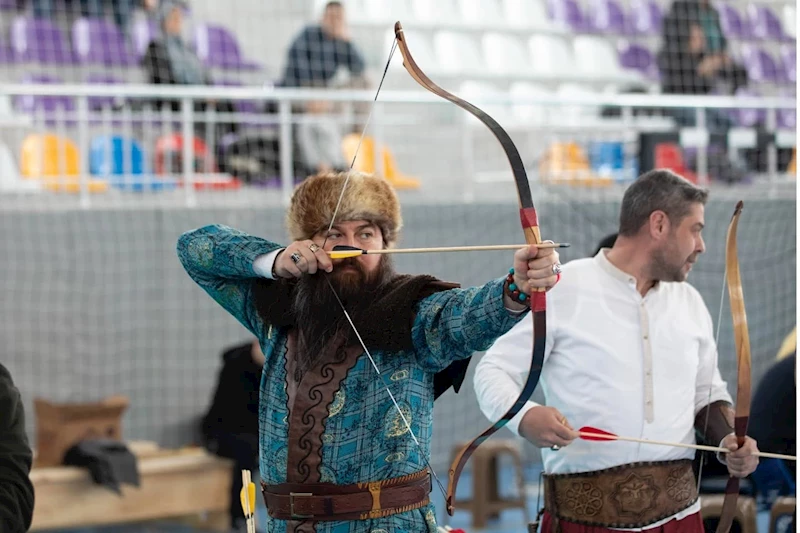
[474,169,759,532]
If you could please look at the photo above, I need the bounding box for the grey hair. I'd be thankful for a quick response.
[618,169,709,236]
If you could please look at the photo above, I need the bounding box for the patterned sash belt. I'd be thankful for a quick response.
[544,459,698,528]
[262,469,431,521]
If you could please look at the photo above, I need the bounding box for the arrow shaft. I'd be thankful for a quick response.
[329,243,568,259]
[579,432,796,461]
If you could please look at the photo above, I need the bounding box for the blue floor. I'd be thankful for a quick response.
[36,463,779,533]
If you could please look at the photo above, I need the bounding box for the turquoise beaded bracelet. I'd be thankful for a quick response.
[504,268,530,305]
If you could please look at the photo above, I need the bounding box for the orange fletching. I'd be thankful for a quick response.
[578,426,618,441]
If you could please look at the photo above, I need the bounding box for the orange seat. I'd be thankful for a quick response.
[20,134,108,193]
[538,141,611,187]
[341,133,421,189]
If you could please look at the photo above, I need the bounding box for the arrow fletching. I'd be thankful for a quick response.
[578,426,619,441]
[329,245,364,259]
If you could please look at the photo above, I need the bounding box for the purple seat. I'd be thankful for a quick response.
[588,0,629,34]
[193,24,260,70]
[716,3,752,39]
[132,18,157,61]
[0,0,22,10]
[778,108,795,130]
[72,18,137,66]
[628,0,662,34]
[0,39,16,64]
[10,16,76,64]
[617,41,658,79]
[547,0,594,32]
[214,79,262,115]
[14,74,75,125]
[741,45,782,83]
[729,88,766,127]
[747,4,790,41]
[780,44,795,83]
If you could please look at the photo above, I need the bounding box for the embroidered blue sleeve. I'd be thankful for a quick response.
[410,276,528,373]
[176,224,282,337]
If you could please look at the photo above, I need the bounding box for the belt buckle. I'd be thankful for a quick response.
[289,492,313,519]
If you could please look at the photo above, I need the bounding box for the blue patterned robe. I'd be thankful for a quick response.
[177,224,527,533]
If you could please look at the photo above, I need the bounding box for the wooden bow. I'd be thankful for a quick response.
[394,22,548,516]
[715,201,752,533]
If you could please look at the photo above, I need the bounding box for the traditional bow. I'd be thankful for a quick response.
[393,22,548,515]
[715,200,752,533]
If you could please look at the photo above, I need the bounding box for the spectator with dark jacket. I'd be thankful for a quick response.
[201,339,263,531]
[658,0,747,131]
[0,363,35,533]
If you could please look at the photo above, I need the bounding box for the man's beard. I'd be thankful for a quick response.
[650,243,697,282]
[290,255,395,380]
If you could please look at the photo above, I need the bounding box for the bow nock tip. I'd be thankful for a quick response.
[394,21,403,33]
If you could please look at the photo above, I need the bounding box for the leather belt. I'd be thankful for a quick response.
[544,459,698,528]
[262,469,431,521]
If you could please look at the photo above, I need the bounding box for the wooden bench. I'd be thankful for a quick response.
[30,441,234,531]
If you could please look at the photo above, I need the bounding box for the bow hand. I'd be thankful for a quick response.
[720,434,760,478]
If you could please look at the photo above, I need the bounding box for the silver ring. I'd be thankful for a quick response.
[290,252,302,264]
[550,444,560,451]
[308,243,320,253]
[552,263,562,275]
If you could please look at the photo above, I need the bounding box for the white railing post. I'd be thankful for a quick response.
[279,100,294,206]
[181,97,196,207]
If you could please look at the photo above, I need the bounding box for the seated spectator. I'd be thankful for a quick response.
[200,339,263,531]
[658,0,747,132]
[282,1,369,174]
[141,0,237,140]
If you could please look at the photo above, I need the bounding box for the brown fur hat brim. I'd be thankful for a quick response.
[286,171,402,246]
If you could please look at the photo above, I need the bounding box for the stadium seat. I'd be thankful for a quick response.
[586,0,630,34]
[528,34,575,78]
[10,16,76,64]
[434,31,485,76]
[538,141,612,186]
[13,74,75,126]
[747,3,791,41]
[573,35,625,79]
[19,133,109,193]
[0,38,16,64]
[71,17,137,66]
[482,33,529,76]
[769,497,796,533]
[547,0,593,32]
[509,81,552,126]
[89,135,178,192]
[154,133,241,190]
[459,0,505,26]
[410,0,460,25]
[740,45,783,84]
[0,141,41,192]
[700,494,758,533]
[780,44,795,83]
[193,23,261,71]
[341,133,421,189]
[718,3,753,40]
[628,0,662,35]
[654,142,698,183]
[618,40,659,79]
[503,0,549,29]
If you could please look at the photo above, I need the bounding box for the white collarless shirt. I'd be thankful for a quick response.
[474,249,732,529]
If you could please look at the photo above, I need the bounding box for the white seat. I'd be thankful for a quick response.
[509,81,552,126]
[386,28,438,72]
[528,34,575,78]
[572,35,624,79]
[458,81,511,125]
[410,0,461,25]
[0,142,41,193]
[482,33,529,75]
[783,4,796,37]
[434,31,485,75]
[556,83,602,124]
[460,0,505,26]
[503,0,550,29]
[349,0,412,23]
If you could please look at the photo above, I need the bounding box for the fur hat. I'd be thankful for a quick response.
[286,171,402,246]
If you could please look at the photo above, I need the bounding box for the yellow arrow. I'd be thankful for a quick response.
[240,470,256,533]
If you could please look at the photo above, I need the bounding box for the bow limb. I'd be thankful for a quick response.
[716,201,752,533]
[394,22,547,516]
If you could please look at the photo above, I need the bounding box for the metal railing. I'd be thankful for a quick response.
[0,83,794,206]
